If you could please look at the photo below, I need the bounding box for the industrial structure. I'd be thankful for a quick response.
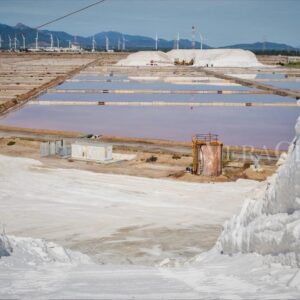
[192,134,223,176]
[71,140,112,162]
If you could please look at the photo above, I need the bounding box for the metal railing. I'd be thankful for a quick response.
[194,133,219,143]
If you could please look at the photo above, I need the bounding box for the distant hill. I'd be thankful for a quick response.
[0,22,298,52]
[222,42,299,52]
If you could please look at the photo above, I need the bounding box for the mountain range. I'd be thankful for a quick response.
[0,23,299,52]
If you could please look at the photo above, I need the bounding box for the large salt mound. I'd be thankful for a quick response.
[167,49,263,67]
[218,116,300,267]
[116,51,173,66]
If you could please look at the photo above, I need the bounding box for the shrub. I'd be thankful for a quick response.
[146,155,157,163]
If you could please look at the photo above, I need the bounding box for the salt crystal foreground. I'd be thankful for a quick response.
[218,116,300,267]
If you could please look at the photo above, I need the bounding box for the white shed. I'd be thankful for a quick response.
[71,141,112,162]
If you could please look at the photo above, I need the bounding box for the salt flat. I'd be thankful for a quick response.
[0,154,258,264]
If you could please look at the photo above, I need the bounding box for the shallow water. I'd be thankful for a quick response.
[38,92,296,103]
[56,81,254,91]
[1,105,299,149]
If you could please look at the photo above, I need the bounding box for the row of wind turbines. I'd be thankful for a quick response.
[0,27,205,52]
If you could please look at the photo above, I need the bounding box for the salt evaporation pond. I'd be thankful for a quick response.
[1,105,299,150]
[57,81,254,91]
[1,73,299,149]
[39,92,296,103]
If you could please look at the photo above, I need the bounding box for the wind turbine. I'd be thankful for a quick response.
[117,38,121,51]
[191,25,196,49]
[155,33,158,51]
[57,37,60,49]
[199,33,207,50]
[8,35,12,50]
[175,33,180,50]
[21,34,26,49]
[122,35,126,51]
[14,36,18,51]
[105,35,109,52]
[92,36,96,52]
[50,34,53,49]
[35,31,39,50]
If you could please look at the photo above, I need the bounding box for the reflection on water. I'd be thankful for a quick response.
[1,105,299,150]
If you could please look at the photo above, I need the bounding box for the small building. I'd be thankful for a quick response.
[192,134,223,176]
[71,140,112,162]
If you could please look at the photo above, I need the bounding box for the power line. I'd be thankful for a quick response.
[36,0,108,30]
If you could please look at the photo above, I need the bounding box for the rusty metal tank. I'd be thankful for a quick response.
[192,133,223,176]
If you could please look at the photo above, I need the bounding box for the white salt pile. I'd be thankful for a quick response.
[218,116,300,267]
[168,49,263,67]
[116,50,173,66]
[116,49,263,68]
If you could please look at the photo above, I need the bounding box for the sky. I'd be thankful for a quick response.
[0,0,299,47]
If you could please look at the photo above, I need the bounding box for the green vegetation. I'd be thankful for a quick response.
[284,62,300,68]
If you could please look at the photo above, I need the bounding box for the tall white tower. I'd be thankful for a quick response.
[92,36,96,52]
[122,35,126,51]
[176,33,180,49]
[14,36,17,51]
[35,31,39,50]
[68,40,71,48]
[50,34,53,49]
[191,25,196,49]
[22,34,26,49]
[105,35,109,52]
[118,38,121,51]
[155,33,158,51]
[199,33,203,50]
[8,35,12,50]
